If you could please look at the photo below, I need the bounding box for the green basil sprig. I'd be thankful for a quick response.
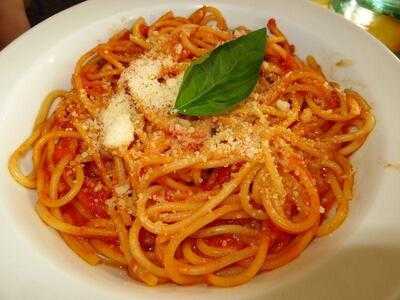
[174,28,267,116]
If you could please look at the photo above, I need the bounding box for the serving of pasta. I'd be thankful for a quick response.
[8,6,375,287]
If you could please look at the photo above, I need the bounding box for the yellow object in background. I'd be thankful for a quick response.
[313,0,331,7]
[313,0,400,55]
[368,14,400,52]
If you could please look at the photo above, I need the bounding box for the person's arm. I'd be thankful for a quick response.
[0,0,30,49]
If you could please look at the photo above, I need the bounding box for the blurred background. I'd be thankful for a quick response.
[313,0,400,57]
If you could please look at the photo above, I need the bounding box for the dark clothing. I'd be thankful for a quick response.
[26,0,85,26]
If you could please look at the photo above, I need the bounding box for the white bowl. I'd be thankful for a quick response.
[0,0,399,299]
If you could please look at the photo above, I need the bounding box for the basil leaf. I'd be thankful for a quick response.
[174,28,267,116]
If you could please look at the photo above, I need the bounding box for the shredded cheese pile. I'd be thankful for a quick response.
[123,55,183,111]
[101,92,135,148]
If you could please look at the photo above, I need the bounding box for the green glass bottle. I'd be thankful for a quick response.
[357,0,400,19]
[331,0,400,19]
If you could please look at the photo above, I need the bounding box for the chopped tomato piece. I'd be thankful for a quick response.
[139,228,156,251]
[140,24,149,38]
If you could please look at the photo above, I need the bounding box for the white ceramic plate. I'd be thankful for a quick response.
[0,0,399,299]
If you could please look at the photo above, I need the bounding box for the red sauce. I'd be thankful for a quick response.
[314,167,330,195]
[57,178,70,196]
[270,234,293,254]
[140,25,149,38]
[325,92,341,109]
[283,195,299,219]
[83,161,101,178]
[201,167,231,191]
[53,138,77,163]
[76,178,111,218]
[80,63,108,96]
[139,228,156,251]
[82,62,99,74]
[250,200,264,211]
[280,54,297,72]
[201,163,243,191]
[62,203,87,226]
[81,77,109,96]
[99,237,120,246]
[119,30,131,41]
[262,219,293,254]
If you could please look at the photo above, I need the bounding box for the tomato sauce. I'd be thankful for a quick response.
[76,178,111,218]
[262,219,294,254]
[61,203,87,226]
[53,138,77,163]
[139,228,156,251]
[201,163,243,191]
[82,78,109,97]
[139,24,149,38]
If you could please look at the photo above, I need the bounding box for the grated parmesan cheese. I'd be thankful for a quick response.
[205,123,262,159]
[261,61,269,72]
[115,184,130,196]
[101,92,135,148]
[123,55,183,111]
[174,43,183,54]
[81,118,101,149]
[233,28,247,38]
[276,99,291,112]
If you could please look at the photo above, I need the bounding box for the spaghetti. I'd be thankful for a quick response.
[8,7,375,287]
